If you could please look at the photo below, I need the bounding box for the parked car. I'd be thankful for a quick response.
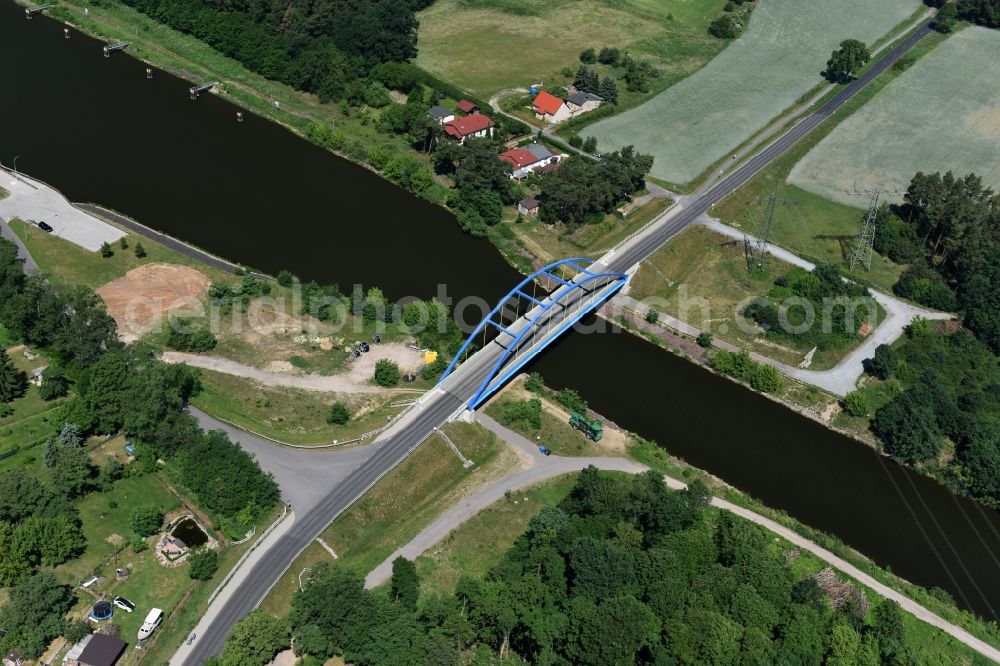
[538,445,552,456]
[37,221,53,233]
[138,608,164,640]
[113,596,135,613]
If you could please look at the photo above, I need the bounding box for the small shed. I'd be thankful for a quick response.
[2,650,23,666]
[426,106,455,125]
[456,99,479,114]
[517,198,540,216]
[77,634,126,666]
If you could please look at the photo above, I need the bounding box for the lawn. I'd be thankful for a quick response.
[510,197,671,263]
[415,0,727,99]
[259,422,521,614]
[789,26,1000,207]
[8,218,233,290]
[190,369,404,446]
[0,345,68,473]
[588,0,921,185]
[415,473,579,594]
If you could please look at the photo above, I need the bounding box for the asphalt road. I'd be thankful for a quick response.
[182,21,933,664]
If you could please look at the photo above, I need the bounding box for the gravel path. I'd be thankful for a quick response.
[163,351,424,395]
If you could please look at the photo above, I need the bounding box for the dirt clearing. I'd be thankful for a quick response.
[345,342,425,383]
[97,263,210,342]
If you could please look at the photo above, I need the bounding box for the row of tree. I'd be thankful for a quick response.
[225,468,923,665]
[121,0,425,103]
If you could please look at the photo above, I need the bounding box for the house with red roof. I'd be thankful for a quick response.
[443,113,495,144]
[499,143,561,179]
[532,90,570,124]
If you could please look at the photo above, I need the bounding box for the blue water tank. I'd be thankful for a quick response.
[530,86,539,94]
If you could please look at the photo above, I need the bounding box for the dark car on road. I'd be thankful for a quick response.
[37,221,53,233]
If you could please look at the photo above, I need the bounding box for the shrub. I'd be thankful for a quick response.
[276,270,295,287]
[130,505,164,537]
[524,372,544,393]
[556,388,588,414]
[749,363,782,393]
[118,237,128,250]
[130,534,149,553]
[598,46,620,65]
[134,242,146,258]
[583,136,598,153]
[167,319,217,353]
[502,398,542,430]
[843,391,871,418]
[645,309,659,324]
[100,242,113,258]
[188,548,219,580]
[696,332,713,348]
[569,134,583,148]
[327,401,350,425]
[374,359,400,387]
[579,48,597,64]
[869,344,896,380]
[64,620,91,644]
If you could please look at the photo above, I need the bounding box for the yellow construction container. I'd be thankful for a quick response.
[424,350,438,364]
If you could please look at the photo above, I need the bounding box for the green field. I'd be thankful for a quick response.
[789,26,1000,207]
[589,0,921,185]
[415,0,726,98]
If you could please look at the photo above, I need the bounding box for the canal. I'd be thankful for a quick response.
[3,2,999,621]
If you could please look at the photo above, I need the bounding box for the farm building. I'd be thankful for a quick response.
[532,91,570,124]
[517,197,540,216]
[456,99,479,114]
[427,106,455,124]
[499,143,560,178]
[443,114,495,143]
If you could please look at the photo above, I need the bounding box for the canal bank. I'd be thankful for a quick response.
[3,1,1000,621]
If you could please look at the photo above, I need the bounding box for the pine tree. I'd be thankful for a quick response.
[0,349,27,403]
[598,76,619,104]
[60,423,83,448]
[573,65,590,90]
[583,67,599,94]
[44,436,59,468]
[390,556,419,611]
[134,241,147,258]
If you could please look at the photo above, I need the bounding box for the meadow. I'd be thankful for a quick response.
[588,0,921,185]
[415,0,727,98]
[788,26,1000,207]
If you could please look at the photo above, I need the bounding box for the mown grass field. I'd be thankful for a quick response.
[190,369,403,446]
[9,218,233,290]
[789,26,1000,207]
[589,0,921,185]
[415,0,727,99]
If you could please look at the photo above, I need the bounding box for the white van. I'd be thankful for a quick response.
[138,608,164,640]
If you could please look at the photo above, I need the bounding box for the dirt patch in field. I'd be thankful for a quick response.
[97,263,210,342]
[345,342,425,383]
[965,106,1000,138]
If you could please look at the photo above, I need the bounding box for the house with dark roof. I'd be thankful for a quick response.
[532,90,570,124]
[443,114,495,144]
[565,90,603,115]
[517,197,540,216]
[456,99,479,114]
[76,634,126,666]
[427,106,455,125]
[499,143,560,179]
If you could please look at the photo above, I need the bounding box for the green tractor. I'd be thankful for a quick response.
[570,412,603,442]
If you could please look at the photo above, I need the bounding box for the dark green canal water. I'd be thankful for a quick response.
[3,2,999,621]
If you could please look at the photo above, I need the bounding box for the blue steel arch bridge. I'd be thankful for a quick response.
[436,257,628,411]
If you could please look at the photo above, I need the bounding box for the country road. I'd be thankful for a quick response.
[179,17,940,665]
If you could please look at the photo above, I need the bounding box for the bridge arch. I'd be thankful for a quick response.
[437,258,627,410]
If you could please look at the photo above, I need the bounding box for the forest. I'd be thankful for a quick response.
[119,0,428,102]
[226,468,937,665]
